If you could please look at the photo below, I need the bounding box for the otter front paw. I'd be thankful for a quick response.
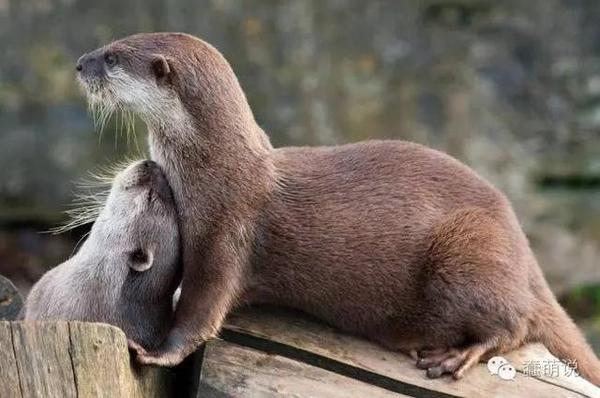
[135,348,188,367]
[127,338,148,357]
[130,330,196,367]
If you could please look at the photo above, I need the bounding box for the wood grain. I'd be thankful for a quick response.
[68,321,174,398]
[224,307,600,398]
[11,321,77,398]
[2,309,599,398]
[0,322,21,398]
[201,338,406,398]
[1,321,173,398]
[506,343,600,398]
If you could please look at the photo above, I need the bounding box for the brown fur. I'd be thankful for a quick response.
[77,33,600,384]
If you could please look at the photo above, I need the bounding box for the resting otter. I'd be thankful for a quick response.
[23,160,181,349]
[76,33,600,384]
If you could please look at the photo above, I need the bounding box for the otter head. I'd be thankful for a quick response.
[76,32,252,133]
[23,160,181,349]
[93,159,179,276]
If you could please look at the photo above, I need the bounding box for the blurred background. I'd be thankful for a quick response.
[0,0,598,351]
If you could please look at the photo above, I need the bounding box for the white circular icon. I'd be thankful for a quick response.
[498,363,516,380]
[487,356,508,375]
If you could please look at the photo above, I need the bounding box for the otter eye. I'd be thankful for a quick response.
[104,53,118,67]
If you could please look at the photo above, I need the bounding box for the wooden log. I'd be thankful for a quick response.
[0,322,21,398]
[223,306,600,398]
[2,308,599,397]
[200,339,406,397]
[11,322,77,398]
[0,321,174,398]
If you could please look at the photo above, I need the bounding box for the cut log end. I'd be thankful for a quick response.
[0,321,174,398]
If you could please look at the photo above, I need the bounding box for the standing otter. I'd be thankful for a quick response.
[76,33,600,384]
[23,160,181,349]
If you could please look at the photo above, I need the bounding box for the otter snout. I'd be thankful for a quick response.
[123,160,159,186]
[76,49,107,81]
[123,160,173,204]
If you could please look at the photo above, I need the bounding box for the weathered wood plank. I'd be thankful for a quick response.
[68,321,174,398]
[201,339,407,398]
[68,321,127,397]
[11,322,77,398]
[0,322,21,398]
[2,321,173,398]
[506,343,600,398]
[225,307,600,398]
[2,311,597,398]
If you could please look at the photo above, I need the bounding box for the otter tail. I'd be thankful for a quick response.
[529,295,600,386]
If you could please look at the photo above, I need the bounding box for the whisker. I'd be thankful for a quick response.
[69,230,92,257]
[47,163,121,234]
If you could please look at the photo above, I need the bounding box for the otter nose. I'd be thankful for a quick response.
[133,160,160,183]
[75,51,104,76]
[75,54,88,72]
[141,160,159,171]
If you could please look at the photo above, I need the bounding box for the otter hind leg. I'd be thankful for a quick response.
[412,207,531,379]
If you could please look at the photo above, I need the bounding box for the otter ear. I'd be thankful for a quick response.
[129,249,154,272]
[151,55,171,81]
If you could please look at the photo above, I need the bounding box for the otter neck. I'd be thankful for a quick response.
[146,98,276,230]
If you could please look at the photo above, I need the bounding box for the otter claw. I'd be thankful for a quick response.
[127,338,148,357]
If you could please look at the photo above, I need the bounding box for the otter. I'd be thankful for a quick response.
[76,33,600,384]
[22,160,181,349]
